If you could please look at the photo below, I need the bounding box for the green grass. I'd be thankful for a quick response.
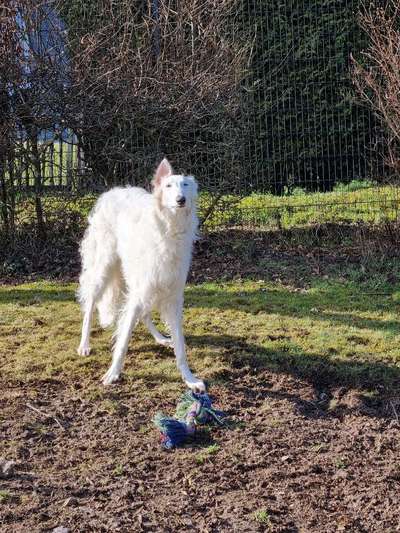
[1,271,400,391]
[253,509,272,527]
[0,491,11,504]
[112,464,125,476]
[195,444,220,464]
[202,181,400,229]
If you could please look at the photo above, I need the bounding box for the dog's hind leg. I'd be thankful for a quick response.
[77,298,96,356]
[77,229,116,356]
[102,296,142,385]
[142,315,173,347]
[77,272,109,356]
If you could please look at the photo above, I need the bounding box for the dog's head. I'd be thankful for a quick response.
[152,158,198,212]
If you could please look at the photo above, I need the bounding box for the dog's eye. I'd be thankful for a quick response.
[166,183,172,188]
[183,183,189,187]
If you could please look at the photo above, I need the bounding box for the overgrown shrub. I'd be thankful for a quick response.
[352,0,400,177]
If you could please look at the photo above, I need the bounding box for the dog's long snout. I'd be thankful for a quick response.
[176,195,186,206]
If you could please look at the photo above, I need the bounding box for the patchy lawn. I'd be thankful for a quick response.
[1,276,400,389]
[1,246,400,531]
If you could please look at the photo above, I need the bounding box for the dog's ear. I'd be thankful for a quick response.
[152,158,173,188]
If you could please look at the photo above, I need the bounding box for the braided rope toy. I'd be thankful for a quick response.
[153,390,226,449]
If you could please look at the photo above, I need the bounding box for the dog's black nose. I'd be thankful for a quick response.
[176,195,186,206]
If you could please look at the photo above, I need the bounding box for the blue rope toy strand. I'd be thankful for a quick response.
[153,390,227,449]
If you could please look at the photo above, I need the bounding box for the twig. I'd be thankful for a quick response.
[390,400,399,424]
[26,402,66,431]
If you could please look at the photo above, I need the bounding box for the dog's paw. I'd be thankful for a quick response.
[77,344,91,356]
[102,368,121,386]
[156,336,174,348]
[185,377,206,393]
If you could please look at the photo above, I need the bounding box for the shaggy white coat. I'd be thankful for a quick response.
[77,158,205,391]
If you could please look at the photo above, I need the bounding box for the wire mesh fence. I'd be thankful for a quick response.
[1,0,399,237]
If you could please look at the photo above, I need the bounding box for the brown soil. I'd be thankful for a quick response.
[3,223,400,286]
[1,371,399,532]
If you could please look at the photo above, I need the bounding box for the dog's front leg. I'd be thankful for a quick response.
[164,299,205,392]
[102,298,142,385]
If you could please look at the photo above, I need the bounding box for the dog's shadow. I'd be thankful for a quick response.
[183,332,400,422]
[134,342,173,358]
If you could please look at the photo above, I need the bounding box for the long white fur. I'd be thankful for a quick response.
[77,158,205,391]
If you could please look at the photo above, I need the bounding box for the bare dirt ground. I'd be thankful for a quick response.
[2,372,400,532]
[1,227,400,532]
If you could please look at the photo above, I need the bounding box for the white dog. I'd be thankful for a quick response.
[77,158,205,392]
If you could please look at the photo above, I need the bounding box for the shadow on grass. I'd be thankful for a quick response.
[186,285,400,335]
[0,286,75,304]
[1,282,399,337]
[187,333,400,393]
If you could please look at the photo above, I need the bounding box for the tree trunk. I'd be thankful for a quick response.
[0,158,9,235]
[29,130,46,240]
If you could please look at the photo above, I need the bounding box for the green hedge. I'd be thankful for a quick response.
[242,0,383,194]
